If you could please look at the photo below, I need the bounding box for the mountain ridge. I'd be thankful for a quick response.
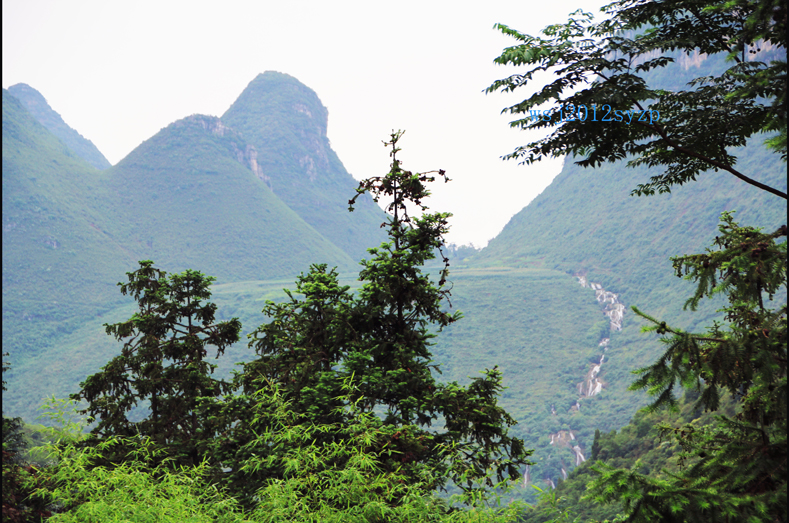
[7,83,112,170]
[1,75,387,423]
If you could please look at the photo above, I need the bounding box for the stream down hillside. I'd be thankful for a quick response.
[427,266,649,499]
[3,64,785,508]
[527,274,625,489]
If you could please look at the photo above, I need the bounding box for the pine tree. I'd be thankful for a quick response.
[212,132,531,509]
[345,132,529,495]
[71,261,241,468]
[240,263,354,426]
[588,215,786,522]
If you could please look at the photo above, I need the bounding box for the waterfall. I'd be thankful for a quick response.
[573,445,586,466]
[538,273,624,490]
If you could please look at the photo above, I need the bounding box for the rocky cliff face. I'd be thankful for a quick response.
[178,115,270,186]
[292,102,330,182]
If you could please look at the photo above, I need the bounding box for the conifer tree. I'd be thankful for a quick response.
[345,132,530,494]
[71,260,241,468]
[240,263,353,426]
[587,214,786,522]
[212,132,531,509]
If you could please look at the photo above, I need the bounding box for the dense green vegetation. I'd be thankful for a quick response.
[3,0,786,518]
[3,134,531,522]
[5,58,785,510]
[519,389,735,523]
[487,0,786,519]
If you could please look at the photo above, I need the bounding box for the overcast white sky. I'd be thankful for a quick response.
[3,0,607,247]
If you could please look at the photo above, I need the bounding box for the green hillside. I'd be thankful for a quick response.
[2,89,133,361]
[519,389,738,522]
[440,137,786,495]
[1,85,368,423]
[96,113,356,280]
[221,72,387,261]
[7,83,111,170]
[476,140,786,310]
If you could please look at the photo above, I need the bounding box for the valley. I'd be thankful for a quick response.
[3,62,786,510]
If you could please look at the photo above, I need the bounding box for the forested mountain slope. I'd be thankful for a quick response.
[2,89,132,363]
[1,76,382,423]
[431,139,785,497]
[95,113,355,281]
[477,139,786,312]
[519,389,738,522]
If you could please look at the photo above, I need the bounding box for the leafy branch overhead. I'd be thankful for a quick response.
[487,0,787,198]
[489,0,786,521]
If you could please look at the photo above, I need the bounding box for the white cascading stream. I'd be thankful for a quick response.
[533,274,625,490]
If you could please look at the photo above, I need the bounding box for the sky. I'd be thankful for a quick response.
[3,0,608,247]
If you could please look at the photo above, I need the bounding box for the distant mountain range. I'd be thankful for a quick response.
[2,67,785,500]
[2,73,386,420]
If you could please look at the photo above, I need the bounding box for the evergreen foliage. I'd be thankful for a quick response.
[208,132,531,510]
[518,389,732,523]
[4,5,787,516]
[70,261,242,468]
[587,213,787,522]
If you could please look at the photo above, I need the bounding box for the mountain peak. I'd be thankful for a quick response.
[7,83,111,170]
[231,71,329,137]
[220,72,387,261]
